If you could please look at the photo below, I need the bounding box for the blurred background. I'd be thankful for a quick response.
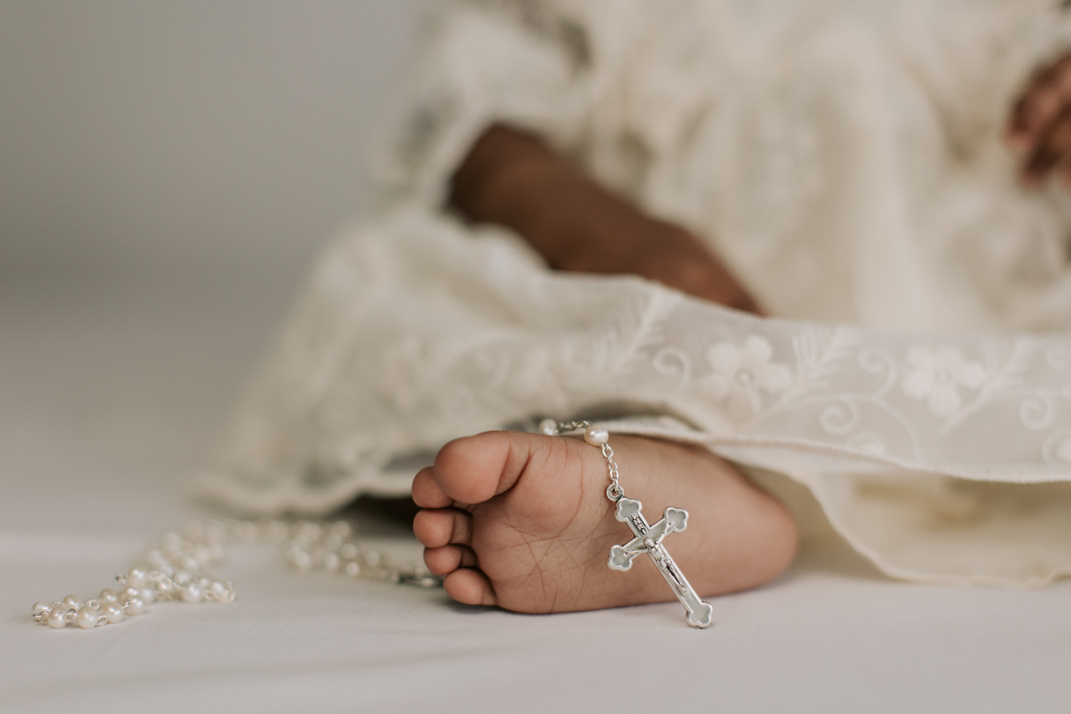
[0,1,431,519]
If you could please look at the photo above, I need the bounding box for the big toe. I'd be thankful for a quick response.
[431,431,535,504]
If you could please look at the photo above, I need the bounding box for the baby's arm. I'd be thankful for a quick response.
[1007,51,1071,185]
[449,124,762,314]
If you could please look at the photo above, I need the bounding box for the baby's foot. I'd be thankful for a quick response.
[412,431,796,614]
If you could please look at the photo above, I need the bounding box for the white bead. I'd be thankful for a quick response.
[179,584,203,603]
[126,568,147,588]
[287,549,311,570]
[584,427,609,446]
[214,581,235,603]
[120,587,140,603]
[329,521,352,538]
[323,533,343,551]
[103,603,124,623]
[139,587,156,604]
[539,418,558,436]
[32,601,52,615]
[76,606,98,629]
[61,594,83,610]
[177,556,199,572]
[47,608,68,629]
[99,588,118,603]
[124,597,145,616]
[173,570,192,586]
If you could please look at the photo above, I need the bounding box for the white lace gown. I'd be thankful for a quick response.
[195,0,1071,588]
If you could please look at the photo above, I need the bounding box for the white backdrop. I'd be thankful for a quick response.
[0,1,431,485]
[1,0,430,270]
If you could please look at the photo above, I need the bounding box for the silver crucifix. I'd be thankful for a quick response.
[608,497,714,629]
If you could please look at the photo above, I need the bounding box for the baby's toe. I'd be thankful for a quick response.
[413,508,473,548]
[433,432,531,504]
[423,544,478,576]
[412,467,452,508]
[443,569,497,607]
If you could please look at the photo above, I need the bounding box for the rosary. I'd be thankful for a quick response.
[31,421,713,630]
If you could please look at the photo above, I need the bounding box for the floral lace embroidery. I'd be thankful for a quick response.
[700,336,791,419]
[901,344,987,417]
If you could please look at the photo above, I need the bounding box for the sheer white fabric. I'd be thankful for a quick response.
[196,0,1071,587]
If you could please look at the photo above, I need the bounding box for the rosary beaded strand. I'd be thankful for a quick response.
[31,518,439,630]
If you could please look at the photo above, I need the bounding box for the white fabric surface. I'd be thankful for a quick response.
[200,0,1071,588]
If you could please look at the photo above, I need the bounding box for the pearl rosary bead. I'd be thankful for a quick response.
[124,597,146,616]
[76,606,99,629]
[179,584,203,604]
[584,427,609,446]
[179,557,200,572]
[46,608,68,629]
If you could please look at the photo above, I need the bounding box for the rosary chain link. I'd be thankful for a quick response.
[601,442,623,500]
[554,420,592,433]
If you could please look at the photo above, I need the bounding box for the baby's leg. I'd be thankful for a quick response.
[412,431,796,614]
